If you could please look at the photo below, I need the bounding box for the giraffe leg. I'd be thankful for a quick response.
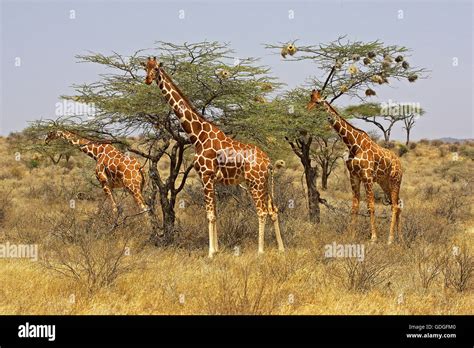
[203,175,217,258]
[396,203,403,244]
[96,170,117,213]
[131,189,148,212]
[388,186,400,245]
[249,186,267,254]
[349,175,361,239]
[364,180,377,242]
[268,197,284,252]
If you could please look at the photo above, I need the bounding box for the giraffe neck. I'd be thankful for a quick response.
[156,69,223,145]
[322,101,367,149]
[57,130,101,160]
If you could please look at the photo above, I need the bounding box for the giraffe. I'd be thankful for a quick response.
[45,129,148,213]
[307,90,403,245]
[142,57,284,257]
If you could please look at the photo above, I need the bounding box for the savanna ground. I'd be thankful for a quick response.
[0,137,472,314]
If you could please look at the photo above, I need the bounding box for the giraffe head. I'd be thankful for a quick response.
[306,89,324,111]
[45,130,61,144]
[142,57,163,85]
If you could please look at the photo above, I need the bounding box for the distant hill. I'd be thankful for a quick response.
[435,137,474,144]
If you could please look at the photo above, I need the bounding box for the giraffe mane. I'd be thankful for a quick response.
[326,103,371,138]
[160,69,219,128]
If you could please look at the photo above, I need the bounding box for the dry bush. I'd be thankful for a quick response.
[412,243,444,289]
[442,244,473,292]
[397,144,409,157]
[449,144,459,153]
[438,146,447,158]
[459,144,474,160]
[420,183,441,200]
[401,204,450,244]
[418,139,430,145]
[409,142,417,150]
[330,246,394,292]
[431,139,443,147]
[434,188,472,224]
[0,189,14,228]
[202,258,287,314]
[41,207,148,294]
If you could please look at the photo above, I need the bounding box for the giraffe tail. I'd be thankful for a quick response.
[267,164,277,213]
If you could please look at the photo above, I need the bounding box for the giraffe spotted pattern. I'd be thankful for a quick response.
[143,57,284,257]
[45,130,147,213]
[308,89,403,245]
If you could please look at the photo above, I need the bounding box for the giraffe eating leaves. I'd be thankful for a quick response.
[143,57,284,257]
[45,130,148,213]
[307,89,403,245]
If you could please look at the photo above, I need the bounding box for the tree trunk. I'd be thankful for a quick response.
[304,164,321,224]
[300,138,320,224]
[159,191,176,245]
[321,161,329,190]
[405,128,411,146]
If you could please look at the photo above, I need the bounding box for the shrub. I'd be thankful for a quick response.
[41,207,148,293]
[409,142,417,150]
[431,139,443,147]
[413,243,444,289]
[443,244,473,292]
[398,144,409,157]
[331,246,394,292]
[419,139,430,145]
[459,145,474,160]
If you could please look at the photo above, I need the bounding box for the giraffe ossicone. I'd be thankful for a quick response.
[143,57,285,257]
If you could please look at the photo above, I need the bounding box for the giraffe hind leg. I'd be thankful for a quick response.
[268,197,284,252]
[364,180,377,243]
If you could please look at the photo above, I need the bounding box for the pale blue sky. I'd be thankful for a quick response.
[1,0,473,140]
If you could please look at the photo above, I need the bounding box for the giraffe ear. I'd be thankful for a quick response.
[158,62,163,67]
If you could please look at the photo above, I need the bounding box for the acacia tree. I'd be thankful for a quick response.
[36,41,279,244]
[313,134,344,190]
[266,36,427,223]
[403,109,425,145]
[344,103,407,144]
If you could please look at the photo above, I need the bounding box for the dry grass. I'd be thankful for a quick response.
[0,138,473,314]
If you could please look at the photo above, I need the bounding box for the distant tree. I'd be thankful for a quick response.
[313,135,344,190]
[403,108,425,145]
[344,103,408,144]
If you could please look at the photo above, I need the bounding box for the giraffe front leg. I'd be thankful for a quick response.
[103,184,118,213]
[97,171,118,213]
[250,186,267,254]
[364,180,377,243]
[389,183,403,245]
[203,175,217,258]
[132,190,148,212]
[349,175,361,239]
